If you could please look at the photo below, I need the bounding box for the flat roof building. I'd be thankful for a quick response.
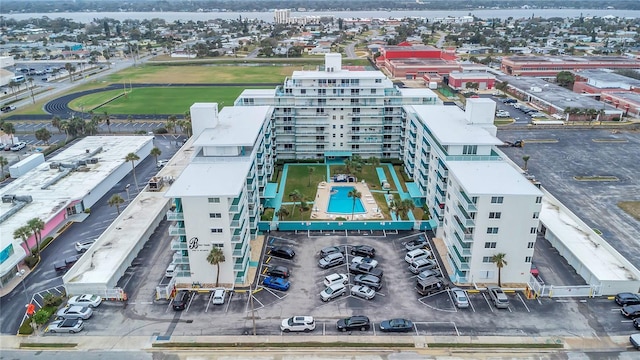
[500,55,640,77]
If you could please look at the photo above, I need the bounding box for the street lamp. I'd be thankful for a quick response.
[125,184,131,201]
[16,269,29,305]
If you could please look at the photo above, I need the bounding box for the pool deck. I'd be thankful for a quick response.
[311,181,384,221]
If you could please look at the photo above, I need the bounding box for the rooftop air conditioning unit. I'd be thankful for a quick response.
[2,195,15,203]
[88,158,99,164]
[49,162,60,169]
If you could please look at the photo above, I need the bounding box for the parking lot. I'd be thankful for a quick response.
[42,231,640,339]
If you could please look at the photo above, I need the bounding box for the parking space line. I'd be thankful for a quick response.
[482,293,494,313]
[446,289,458,313]
[204,291,214,313]
[166,299,174,313]
[517,293,531,312]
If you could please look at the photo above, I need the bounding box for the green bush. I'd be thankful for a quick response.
[261,208,274,221]
[84,208,91,213]
[18,318,34,335]
[335,217,347,221]
[40,236,54,249]
[24,255,38,269]
[43,294,64,307]
[33,308,52,325]
[154,127,168,134]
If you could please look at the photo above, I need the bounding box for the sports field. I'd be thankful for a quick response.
[68,86,270,114]
[104,65,295,84]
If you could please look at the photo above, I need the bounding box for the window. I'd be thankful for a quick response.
[300,89,306,94]
[489,212,501,219]
[209,213,221,218]
[484,242,497,248]
[486,227,499,234]
[208,198,220,203]
[210,228,223,233]
[527,242,534,249]
[211,243,223,248]
[462,145,478,155]
[482,256,493,263]
[530,227,537,234]
[479,270,494,279]
[490,196,504,204]
[533,212,539,219]
[525,256,532,263]
[535,196,542,203]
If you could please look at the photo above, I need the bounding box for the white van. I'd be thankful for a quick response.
[165,263,177,278]
[212,289,226,305]
[405,248,431,264]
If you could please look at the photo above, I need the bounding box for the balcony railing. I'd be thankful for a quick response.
[168,225,186,236]
[170,240,188,251]
[457,190,477,212]
[166,210,184,221]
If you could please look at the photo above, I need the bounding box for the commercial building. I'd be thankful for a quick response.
[500,55,640,77]
[447,71,496,90]
[573,69,640,95]
[1,136,152,289]
[375,44,460,79]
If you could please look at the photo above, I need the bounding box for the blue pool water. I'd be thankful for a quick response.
[327,186,366,214]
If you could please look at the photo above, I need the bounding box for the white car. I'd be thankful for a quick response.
[56,305,93,320]
[46,319,84,333]
[320,283,346,302]
[212,289,225,305]
[323,273,348,287]
[74,239,96,253]
[10,142,26,151]
[451,287,469,308]
[351,256,378,268]
[68,294,102,308]
[157,159,169,168]
[280,316,316,332]
[350,284,376,300]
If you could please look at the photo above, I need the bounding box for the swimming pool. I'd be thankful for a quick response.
[327,186,366,215]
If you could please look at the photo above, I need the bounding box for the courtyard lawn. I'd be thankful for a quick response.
[68,86,268,114]
[282,165,327,204]
[104,65,295,84]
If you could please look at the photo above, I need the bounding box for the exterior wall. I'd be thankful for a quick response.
[449,76,495,90]
[501,57,640,77]
[604,93,640,117]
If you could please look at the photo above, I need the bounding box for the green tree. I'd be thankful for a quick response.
[27,218,45,258]
[13,225,31,252]
[35,128,52,145]
[103,111,111,133]
[288,190,303,218]
[367,156,380,168]
[522,155,530,171]
[125,152,141,190]
[108,193,125,214]
[150,147,162,165]
[207,247,226,287]
[491,253,508,287]
[348,189,362,221]
[307,166,315,187]
[167,115,177,133]
[0,156,8,178]
[51,116,62,134]
[276,207,290,221]
[396,199,416,220]
[556,71,575,89]
[2,122,16,144]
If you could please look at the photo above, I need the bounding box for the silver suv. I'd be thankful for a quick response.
[487,286,509,309]
[75,239,96,253]
[318,252,345,269]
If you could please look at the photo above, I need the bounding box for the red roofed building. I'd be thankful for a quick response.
[376,44,460,79]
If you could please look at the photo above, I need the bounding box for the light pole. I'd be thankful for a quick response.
[16,269,29,305]
[125,184,131,201]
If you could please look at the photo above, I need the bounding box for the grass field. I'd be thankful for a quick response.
[104,65,295,84]
[618,201,640,221]
[68,86,269,114]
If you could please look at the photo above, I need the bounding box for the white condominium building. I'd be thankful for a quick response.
[274,9,291,24]
[164,104,274,287]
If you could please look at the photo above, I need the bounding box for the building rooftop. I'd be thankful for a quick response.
[408,105,504,146]
[446,161,543,196]
[291,69,385,80]
[608,91,640,104]
[237,89,276,98]
[574,69,640,88]
[0,136,152,251]
[398,88,438,98]
[449,71,496,79]
[504,55,639,64]
[192,106,271,147]
[387,58,458,66]
[166,161,251,198]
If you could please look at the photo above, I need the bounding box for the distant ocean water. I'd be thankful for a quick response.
[2,9,639,23]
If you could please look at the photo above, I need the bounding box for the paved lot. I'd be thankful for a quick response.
[498,128,640,267]
[41,231,638,339]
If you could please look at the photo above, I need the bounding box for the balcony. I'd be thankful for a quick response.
[233,242,249,258]
[172,252,190,264]
[455,204,475,228]
[166,210,184,221]
[450,245,470,271]
[453,215,474,240]
[168,225,186,236]
[453,231,473,253]
[436,160,448,177]
[435,175,447,191]
[170,240,188,251]
[456,190,477,212]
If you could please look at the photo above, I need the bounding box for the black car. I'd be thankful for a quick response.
[319,246,344,258]
[53,260,68,272]
[379,318,414,333]
[267,265,290,278]
[268,246,295,259]
[634,318,640,330]
[350,245,376,258]
[65,254,82,266]
[621,305,640,318]
[349,263,383,278]
[336,315,371,332]
[615,293,640,306]
[353,274,382,290]
[172,290,193,311]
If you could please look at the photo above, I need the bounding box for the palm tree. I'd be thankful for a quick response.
[368,156,380,168]
[288,190,302,218]
[103,111,111,133]
[2,122,15,144]
[397,199,416,220]
[13,225,31,253]
[491,253,508,287]
[27,218,45,258]
[51,116,62,133]
[125,152,141,190]
[108,194,125,214]
[307,166,315,187]
[276,207,290,221]
[0,156,8,179]
[207,247,226,287]
[388,199,398,220]
[522,155,530,171]
[65,63,73,82]
[150,147,162,165]
[348,189,362,220]
[167,115,177,133]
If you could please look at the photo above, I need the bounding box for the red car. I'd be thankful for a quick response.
[530,264,540,277]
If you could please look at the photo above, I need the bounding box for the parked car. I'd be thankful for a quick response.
[323,273,348,287]
[336,315,371,332]
[318,252,345,269]
[172,290,193,311]
[354,274,382,290]
[212,289,226,305]
[56,306,93,320]
[416,277,444,296]
[621,305,640,318]
[3,144,11,151]
[280,316,315,332]
[615,293,640,306]
[350,285,376,300]
[350,245,376,258]
[262,276,290,291]
[409,258,437,274]
[530,263,540,277]
[0,105,16,112]
[404,237,428,251]
[631,333,640,350]
[351,256,378,268]
[267,265,290,278]
[379,318,414,333]
[451,287,469,308]
[487,286,509,309]
[405,248,431,264]
[75,239,96,253]
[268,246,295,259]
[502,98,517,104]
[634,318,640,330]
[156,159,169,168]
[417,269,442,282]
[53,260,69,272]
[319,246,344,258]
[320,283,346,302]
[65,254,82,267]
[349,263,383,278]
[67,294,102,308]
[10,142,26,151]
[46,319,84,333]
